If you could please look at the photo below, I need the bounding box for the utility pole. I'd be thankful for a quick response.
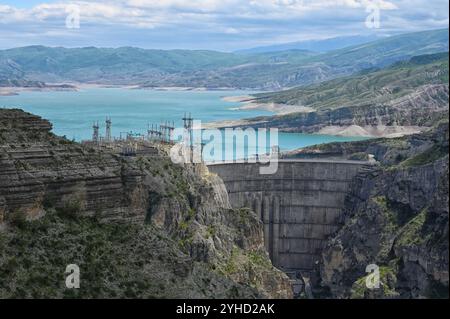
[105,117,112,143]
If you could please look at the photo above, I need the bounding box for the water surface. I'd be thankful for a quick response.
[0,88,367,151]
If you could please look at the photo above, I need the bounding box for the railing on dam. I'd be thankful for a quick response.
[207,159,372,278]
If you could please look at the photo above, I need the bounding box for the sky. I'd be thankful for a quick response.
[0,0,448,51]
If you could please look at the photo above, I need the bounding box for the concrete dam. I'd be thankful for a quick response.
[207,159,371,277]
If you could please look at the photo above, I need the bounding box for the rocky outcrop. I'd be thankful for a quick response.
[0,109,144,223]
[319,123,449,298]
[0,109,292,299]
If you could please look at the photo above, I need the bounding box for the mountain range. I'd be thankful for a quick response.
[0,28,448,90]
[235,34,382,54]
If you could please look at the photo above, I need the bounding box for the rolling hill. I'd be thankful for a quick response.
[0,28,448,90]
[252,52,449,110]
[213,52,449,136]
[235,34,381,54]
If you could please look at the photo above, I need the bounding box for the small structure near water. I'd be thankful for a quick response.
[82,115,193,158]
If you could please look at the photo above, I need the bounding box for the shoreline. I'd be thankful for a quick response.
[316,125,426,138]
[221,95,315,115]
[204,118,427,138]
[1,84,258,96]
[0,85,78,96]
[1,86,428,139]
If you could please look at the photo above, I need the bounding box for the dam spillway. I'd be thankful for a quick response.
[207,159,370,276]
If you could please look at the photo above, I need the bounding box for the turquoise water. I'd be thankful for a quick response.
[0,88,366,151]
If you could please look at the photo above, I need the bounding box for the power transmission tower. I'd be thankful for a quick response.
[105,117,112,143]
[92,121,99,144]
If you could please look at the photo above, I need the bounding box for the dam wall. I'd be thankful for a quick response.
[207,159,370,275]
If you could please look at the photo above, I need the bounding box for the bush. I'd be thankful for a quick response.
[7,210,28,229]
[57,197,83,219]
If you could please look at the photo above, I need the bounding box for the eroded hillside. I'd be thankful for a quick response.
[219,53,449,137]
[0,109,292,298]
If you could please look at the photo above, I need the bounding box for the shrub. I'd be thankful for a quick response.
[7,210,28,229]
[57,197,83,219]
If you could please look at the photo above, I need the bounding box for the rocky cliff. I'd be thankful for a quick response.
[0,109,292,298]
[318,122,449,298]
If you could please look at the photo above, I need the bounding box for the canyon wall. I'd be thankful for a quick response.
[0,109,292,298]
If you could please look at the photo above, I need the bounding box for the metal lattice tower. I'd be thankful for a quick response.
[182,113,195,162]
[182,112,193,130]
[92,121,99,143]
[160,120,175,143]
[168,121,175,143]
[147,124,162,141]
[105,117,112,143]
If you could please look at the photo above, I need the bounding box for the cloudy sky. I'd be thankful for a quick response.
[0,0,448,51]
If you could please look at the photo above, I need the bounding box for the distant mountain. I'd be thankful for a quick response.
[0,46,315,87]
[235,34,382,54]
[311,28,449,69]
[0,28,448,90]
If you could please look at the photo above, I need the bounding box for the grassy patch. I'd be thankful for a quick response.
[351,266,398,299]
[401,145,447,167]
[222,247,239,275]
[247,251,271,268]
[396,209,429,246]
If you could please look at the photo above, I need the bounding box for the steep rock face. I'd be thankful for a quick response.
[0,109,144,223]
[0,109,292,298]
[320,123,449,298]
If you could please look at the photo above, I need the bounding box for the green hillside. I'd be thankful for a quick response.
[252,52,449,110]
[0,29,448,89]
[311,28,449,69]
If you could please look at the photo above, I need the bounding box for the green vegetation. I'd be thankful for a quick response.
[372,196,399,260]
[247,251,272,268]
[1,29,448,89]
[396,209,429,246]
[401,145,448,167]
[351,266,399,299]
[236,208,253,224]
[222,247,240,275]
[0,210,238,298]
[56,196,83,219]
[253,51,449,110]
[5,210,28,229]
[373,196,398,231]
[206,225,216,239]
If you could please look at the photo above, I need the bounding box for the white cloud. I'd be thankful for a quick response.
[0,0,447,50]
[1,0,401,25]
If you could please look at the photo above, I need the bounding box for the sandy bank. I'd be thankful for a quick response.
[317,125,427,138]
[202,118,268,129]
[222,95,314,115]
[0,85,77,96]
[0,88,19,96]
[204,119,427,138]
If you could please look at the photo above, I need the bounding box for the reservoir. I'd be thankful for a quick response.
[0,88,367,152]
